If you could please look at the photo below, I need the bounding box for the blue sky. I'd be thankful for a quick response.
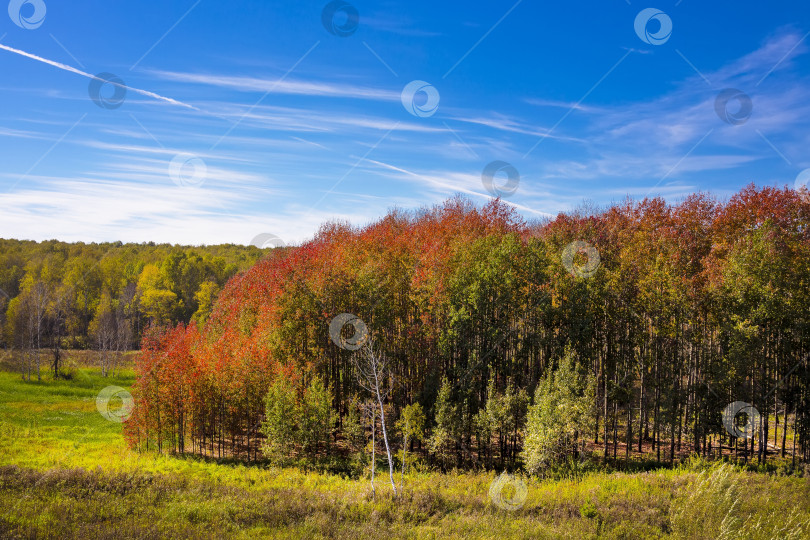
[1,0,809,245]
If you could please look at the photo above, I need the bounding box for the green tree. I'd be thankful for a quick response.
[485,378,508,466]
[504,380,529,466]
[522,348,597,474]
[342,398,366,455]
[260,377,299,460]
[474,405,494,468]
[428,377,458,469]
[396,402,425,490]
[300,376,336,455]
[139,288,179,325]
[191,280,220,324]
[261,376,337,459]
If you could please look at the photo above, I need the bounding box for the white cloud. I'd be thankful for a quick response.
[0,43,197,110]
[450,112,586,142]
[592,31,810,153]
[0,174,374,245]
[150,70,401,102]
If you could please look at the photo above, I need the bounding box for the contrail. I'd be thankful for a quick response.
[0,43,197,110]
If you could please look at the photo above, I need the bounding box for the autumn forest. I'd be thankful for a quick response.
[5,184,795,474]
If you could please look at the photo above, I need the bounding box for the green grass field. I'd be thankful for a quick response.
[0,366,808,539]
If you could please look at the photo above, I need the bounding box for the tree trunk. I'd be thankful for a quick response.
[376,393,397,495]
[400,433,407,494]
[370,410,376,497]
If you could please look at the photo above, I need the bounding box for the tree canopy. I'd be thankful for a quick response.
[123,186,810,470]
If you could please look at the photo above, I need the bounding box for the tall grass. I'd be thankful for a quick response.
[670,461,810,539]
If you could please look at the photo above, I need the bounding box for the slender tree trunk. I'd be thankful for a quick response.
[400,433,407,494]
[654,349,661,463]
[376,392,397,495]
[603,369,609,464]
[370,409,376,497]
[639,359,645,454]
[612,400,618,460]
[781,404,788,459]
[792,406,797,469]
[626,400,632,462]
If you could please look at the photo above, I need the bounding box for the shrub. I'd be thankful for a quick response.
[522,348,596,474]
[261,376,336,460]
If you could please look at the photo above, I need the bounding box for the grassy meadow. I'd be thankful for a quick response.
[0,358,808,539]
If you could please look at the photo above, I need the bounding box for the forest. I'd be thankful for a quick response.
[113,184,810,477]
[0,239,266,377]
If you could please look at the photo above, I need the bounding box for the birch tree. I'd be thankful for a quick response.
[354,341,397,495]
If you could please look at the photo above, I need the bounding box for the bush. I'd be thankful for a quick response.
[522,348,596,474]
[260,376,336,460]
[260,377,299,459]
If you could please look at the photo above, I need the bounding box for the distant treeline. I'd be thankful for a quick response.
[0,238,268,377]
[125,185,810,470]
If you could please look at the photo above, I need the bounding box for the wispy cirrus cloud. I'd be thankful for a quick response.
[530,30,810,188]
[523,97,606,114]
[450,112,587,142]
[207,103,444,134]
[150,70,401,102]
[594,30,810,152]
[362,14,443,37]
[0,126,56,140]
[0,43,198,110]
[364,158,554,217]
